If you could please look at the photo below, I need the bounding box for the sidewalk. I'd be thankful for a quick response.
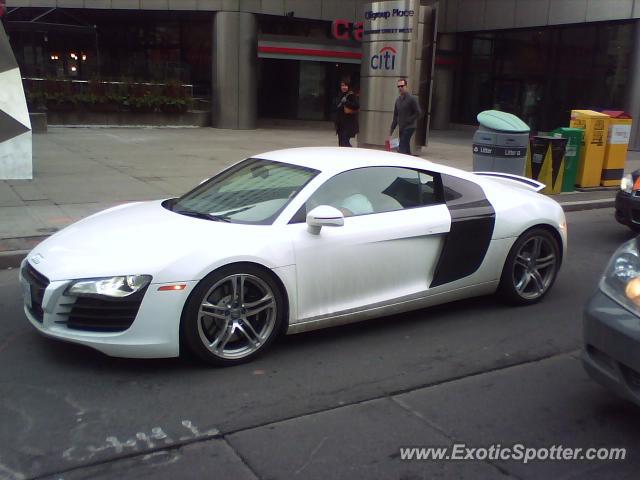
[0,126,632,267]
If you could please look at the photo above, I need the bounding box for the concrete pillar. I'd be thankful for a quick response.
[358,0,421,150]
[431,33,455,130]
[212,11,257,129]
[626,20,640,151]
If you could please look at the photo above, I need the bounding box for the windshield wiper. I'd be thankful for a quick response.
[174,209,231,222]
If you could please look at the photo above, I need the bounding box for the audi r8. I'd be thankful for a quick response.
[20,147,567,365]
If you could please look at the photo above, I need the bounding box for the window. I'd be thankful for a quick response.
[166,158,318,225]
[291,167,442,222]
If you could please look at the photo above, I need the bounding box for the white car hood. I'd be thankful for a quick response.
[28,200,275,282]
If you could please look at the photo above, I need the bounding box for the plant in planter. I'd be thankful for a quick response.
[158,81,192,113]
[127,93,161,113]
[45,92,78,111]
[158,96,191,113]
[85,80,123,112]
[44,79,77,111]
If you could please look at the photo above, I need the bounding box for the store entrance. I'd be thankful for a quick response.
[258,58,360,122]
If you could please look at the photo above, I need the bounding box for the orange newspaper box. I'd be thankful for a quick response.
[601,110,632,187]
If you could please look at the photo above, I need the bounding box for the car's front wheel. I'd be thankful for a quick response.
[498,227,561,305]
[181,264,285,366]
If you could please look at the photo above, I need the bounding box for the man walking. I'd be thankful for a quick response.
[389,78,421,155]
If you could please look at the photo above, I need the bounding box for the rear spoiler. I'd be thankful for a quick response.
[473,172,546,193]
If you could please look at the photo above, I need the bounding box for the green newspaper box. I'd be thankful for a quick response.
[551,127,584,192]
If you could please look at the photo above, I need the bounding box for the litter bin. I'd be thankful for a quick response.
[601,110,632,187]
[551,127,584,192]
[569,110,609,188]
[472,110,530,175]
[526,135,568,194]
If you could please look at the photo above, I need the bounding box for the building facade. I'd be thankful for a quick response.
[2,1,367,129]
[436,0,640,150]
[2,0,640,148]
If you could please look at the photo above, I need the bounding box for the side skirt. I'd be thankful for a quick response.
[286,280,499,335]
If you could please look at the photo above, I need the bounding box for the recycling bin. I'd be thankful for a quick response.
[569,110,610,188]
[601,110,632,187]
[526,135,568,194]
[472,110,530,176]
[551,127,584,192]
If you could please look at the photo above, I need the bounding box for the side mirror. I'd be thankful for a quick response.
[306,205,344,234]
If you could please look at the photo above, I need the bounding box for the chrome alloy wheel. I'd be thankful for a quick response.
[197,273,277,360]
[512,234,558,300]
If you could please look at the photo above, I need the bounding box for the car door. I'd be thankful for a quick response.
[287,166,451,322]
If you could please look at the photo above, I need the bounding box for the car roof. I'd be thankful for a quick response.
[255,147,447,176]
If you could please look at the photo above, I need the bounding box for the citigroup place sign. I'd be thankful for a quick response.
[364,6,415,38]
[361,0,419,77]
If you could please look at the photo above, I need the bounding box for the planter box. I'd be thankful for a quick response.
[29,113,48,133]
[46,110,211,127]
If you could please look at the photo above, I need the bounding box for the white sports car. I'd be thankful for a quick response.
[20,147,567,365]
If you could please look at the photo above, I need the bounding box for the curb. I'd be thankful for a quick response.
[0,250,29,270]
[0,199,615,271]
[559,198,615,212]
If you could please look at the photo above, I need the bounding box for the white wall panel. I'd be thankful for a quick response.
[239,0,260,12]
[586,0,632,21]
[548,0,587,24]
[514,0,549,27]
[84,0,112,8]
[56,0,84,7]
[457,0,485,30]
[140,0,169,8]
[484,0,516,30]
[168,0,197,9]
[5,0,31,7]
[111,0,141,8]
[260,0,284,15]
[321,0,355,21]
[284,0,320,18]
[197,0,222,9]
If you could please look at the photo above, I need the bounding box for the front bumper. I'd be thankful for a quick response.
[19,261,197,358]
[614,190,640,229]
[582,289,640,406]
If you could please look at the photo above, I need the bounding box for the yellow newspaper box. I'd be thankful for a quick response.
[601,110,632,187]
[570,110,609,188]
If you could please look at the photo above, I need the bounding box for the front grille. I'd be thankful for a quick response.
[58,291,147,332]
[21,263,50,323]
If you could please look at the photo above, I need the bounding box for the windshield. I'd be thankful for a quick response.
[165,158,319,225]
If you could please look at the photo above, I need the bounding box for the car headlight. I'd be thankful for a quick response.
[601,238,640,312]
[65,275,152,298]
[621,173,633,193]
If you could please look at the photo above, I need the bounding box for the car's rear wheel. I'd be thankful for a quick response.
[498,227,560,305]
[181,264,284,366]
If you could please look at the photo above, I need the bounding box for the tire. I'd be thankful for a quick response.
[498,227,561,305]
[181,264,285,366]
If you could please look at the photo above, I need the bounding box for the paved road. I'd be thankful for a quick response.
[0,208,639,479]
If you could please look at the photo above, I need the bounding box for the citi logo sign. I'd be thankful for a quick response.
[370,46,397,70]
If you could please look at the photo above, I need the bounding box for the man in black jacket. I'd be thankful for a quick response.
[389,78,421,155]
[334,80,359,147]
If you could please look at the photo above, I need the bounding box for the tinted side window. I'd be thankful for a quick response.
[290,167,443,223]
